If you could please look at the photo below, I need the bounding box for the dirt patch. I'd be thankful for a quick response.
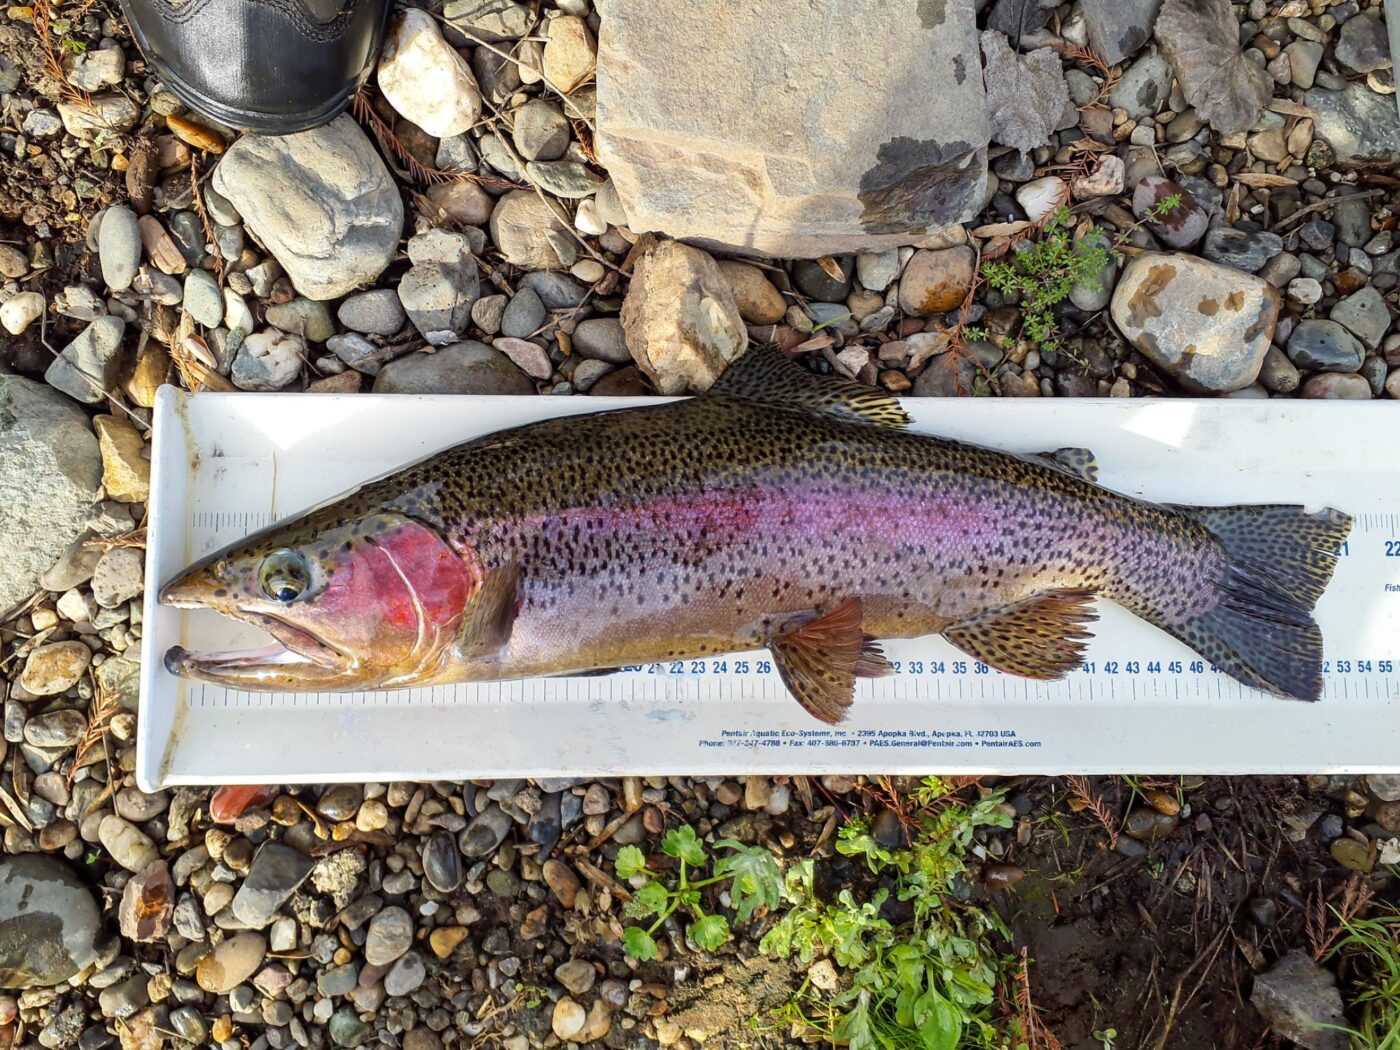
[665,954,797,1043]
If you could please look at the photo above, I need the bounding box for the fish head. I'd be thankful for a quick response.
[160,508,474,690]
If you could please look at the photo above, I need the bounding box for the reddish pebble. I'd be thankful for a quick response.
[210,784,281,823]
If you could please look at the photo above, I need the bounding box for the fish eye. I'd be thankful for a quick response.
[258,549,310,603]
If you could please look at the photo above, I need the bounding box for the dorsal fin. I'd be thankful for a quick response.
[706,345,910,428]
[1025,447,1099,483]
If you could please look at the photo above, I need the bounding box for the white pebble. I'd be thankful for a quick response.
[574,198,608,237]
[0,291,45,335]
[570,259,605,283]
[223,289,255,335]
[1287,277,1322,306]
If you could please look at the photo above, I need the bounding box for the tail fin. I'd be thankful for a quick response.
[1162,505,1352,700]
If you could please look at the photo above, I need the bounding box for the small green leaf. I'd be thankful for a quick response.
[626,881,670,919]
[661,825,707,867]
[688,914,730,951]
[713,840,783,924]
[622,926,658,961]
[614,845,647,879]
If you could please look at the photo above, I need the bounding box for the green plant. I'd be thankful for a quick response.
[761,778,1022,1050]
[981,196,1181,352]
[1327,909,1400,1049]
[614,826,782,960]
[1092,1027,1118,1050]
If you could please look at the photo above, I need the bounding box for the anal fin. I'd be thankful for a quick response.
[943,589,1098,679]
[767,597,890,724]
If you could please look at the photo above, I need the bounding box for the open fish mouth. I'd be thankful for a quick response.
[162,611,348,678]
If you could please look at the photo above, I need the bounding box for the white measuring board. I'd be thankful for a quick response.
[137,389,1400,789]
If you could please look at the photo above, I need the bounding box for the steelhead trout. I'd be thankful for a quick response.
[162,347,1352,721]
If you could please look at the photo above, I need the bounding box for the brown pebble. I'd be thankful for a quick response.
[542,859,580,908]
[1375,801,1400,834]
[520,905,549,941]
[1124,807,1178,841]
[984,863,1024,892]
[1144,788,1181,816]
[429,926,468,959]
[1330,837,1374,874]
[642,806,664,835]
[715,781,742,806]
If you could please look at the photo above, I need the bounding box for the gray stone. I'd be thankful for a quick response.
[1302,373,1372,399]
[1286,320,1366,373]
[1081,0,1161,66]
[1200,227,1284,274]
[327,334,399,376]
[500,288,547,338]
[595,0,987,256]
[384,951,426,996]
[0,855,102,988]
[365,907,413,965]
[512,99,570,162]
[210,116,403,299]
[338,289,406,336]
[98,972,149,1019]
[373,342,534,395]
[490,191,570,269]
[266,298,335,342]
[23,709,87,747]
[182,269,222,327]
[1366,774,1400,802]
[1069,228,1115,311]
[1329,287,1390,349]
[232,844,316,929]
[526,160,606,199]
[985,0,1056,36]
[399,264,479,346]
[1285,40,1324,90]
[519,271,589,309]
[471,294,508,334]
[793,257,853,301]
[478,132,525,181]
[1110,252,1279,394]
[0,377,101,615]
[572,317,630,363]
[98,206,140,293]
[1306,85,1400,169]
[317,962,359,997]
[92,547,143,608]
[459,802,514,858]
[1334,12,1390,75]
[1258,345,1300,393]
[435,133,478,174]
[423,831,462,893]
[471,42,521,105]
[45,315,126,404]
[1109,53,1171,120]
[443,0,533,45]
[982,32,1070,154]
[1250,951,1349,1050]
[555,959,596,997]
[98,815,159,872]
[57,94,138,138]
[329,1006,371,1048]
[1333,197,1373,248]
[233,330,304,391]
[21,108,61,138]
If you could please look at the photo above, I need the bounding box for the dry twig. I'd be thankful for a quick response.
[1064,775,1119,848]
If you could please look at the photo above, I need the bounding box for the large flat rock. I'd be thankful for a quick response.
[595,0,988,258]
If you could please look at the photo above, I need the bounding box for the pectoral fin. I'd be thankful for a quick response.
[458,561,521,658]
[767,597,891,724]
[943,589,1098,679]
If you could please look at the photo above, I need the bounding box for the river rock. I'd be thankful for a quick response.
[572,318,631,363]
[1081,0,1161,66]
[501,288,547,338]
[196,932,267,994]
[898,246,975,315]
[232,843,316,929]
[19,641,91,696]
[399,232,481,347]
[489,191,570,270]
[1301,373,1372,399]
[267,298,335,342]
[373,342,534,394]
[542,15,594,94]
[1306,84,1400,169]
[183,269,222,327]
[0,291,44,335]
[118,861,173,942]
[717,261,786,325]
[1110,252,1278,394]
[93,415,149,503]
[338,290,406,336]
[233,330,303,391]
[1109,52,1171,120]
[1200,227,1284,274]
[365,907,413,965]
[23,709,86,746]
[620,240,746,394]
[98,206,141,292]
[99,815,160,872]
[595,0,988,256]
[512,99,570,161]
[57,94,139,139]
[378,9,481,138]
[1286,320,1365,373]
[0,377,101,614]
[45,315,126,404]
[211,116,403,299]
[443,0,533,43]
[1329,286,1390,349]
[1334,12,1390,75]
[1250,951,1349,1050]
[0,856,102,988]
[1132,177,1208,249]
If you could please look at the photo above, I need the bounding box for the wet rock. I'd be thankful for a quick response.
[620,240,747,394]
[373,342,534,395]
[595,0,987,256]
[211,116,403,299]
[196,932,267,994]
[1132,177,1208,249]
[45,315,127,404]
[1110,252,1277,394]
[1081,0,1161,66]
[377,9,481,138]
[232,843,315,928]
[489,191,570,270]
[118,861,174,942]
[19,642,92,696]
[898,246,975,315]
[1286,320,1365,373]
[460,802,514,858]
[1306,84,1400,169]
[423,831,462,893]
[0,855,102,988]
[1302,373,1372,399]
[1250,950,1349,1050]
[1200,227,1284,274]
[1124,807,1177,840]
